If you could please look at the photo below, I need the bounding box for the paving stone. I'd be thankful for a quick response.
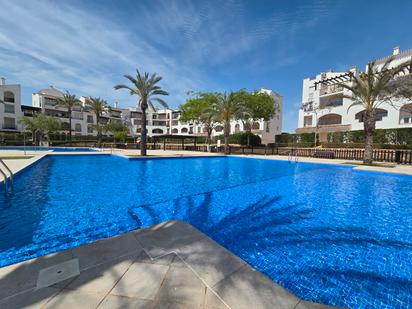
[295,300,338,309]
[65,256,134,294]
[43,289,105,309]
[156,265,207,306]
[153,299,203,308]
[110,262,169,300]
[135,220,206,257]
[98,295,154,309]
[175,237,246,287]
[37,258,80,289]
[72,232,142,270]
[206,265,300,309]
[0,286,61,309]
[204,288,229,309]
[0,250,73,300]
[136,251,176,266]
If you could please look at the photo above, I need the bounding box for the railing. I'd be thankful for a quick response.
[0,159,13,193]
[144,144,412,165]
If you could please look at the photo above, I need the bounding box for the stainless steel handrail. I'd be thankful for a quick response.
[0,168,8,192]
[0,159,13,191]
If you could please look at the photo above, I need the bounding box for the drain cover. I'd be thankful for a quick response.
[36,258,80,289]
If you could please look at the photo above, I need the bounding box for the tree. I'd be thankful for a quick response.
[56,92,81,146]
[235,90,276,146]
[338,57,411,163]
[114,70,169,156]
[85,97,107,148]
[20,114,60,146]
[179,92,219,149]
[105,122,128,143]
[213,92,246,154]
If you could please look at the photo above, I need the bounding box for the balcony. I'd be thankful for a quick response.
[301,101,314,112]
[319,84,343,96]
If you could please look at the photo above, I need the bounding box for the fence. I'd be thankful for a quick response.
[118,143,412,165]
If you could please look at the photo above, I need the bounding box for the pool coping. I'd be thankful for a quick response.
[0,220,335,308]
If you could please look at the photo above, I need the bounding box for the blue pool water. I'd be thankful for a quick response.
[0,146,99,152]
[0,155,411,308]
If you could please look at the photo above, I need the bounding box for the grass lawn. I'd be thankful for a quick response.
[0,156,34,160]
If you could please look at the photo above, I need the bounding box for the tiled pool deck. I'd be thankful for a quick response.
[0,220,334,309]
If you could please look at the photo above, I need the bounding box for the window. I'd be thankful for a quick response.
[318,114,342,126]
[87,125,94,133]
[399,104,412,124]
[252,122,260,130]
[3,91,15,103]
[265,122,270,133]
[355,109,388,123]
[235,124,240,133]
[152,128,163,134]
[304,116,313,127]
[181,127,188,133]
[171,128,178,134]
[87,115,94,123]
[215,125,224,133]
[75,123,82,132]
[3,117,15,129]
[4,104,15,113]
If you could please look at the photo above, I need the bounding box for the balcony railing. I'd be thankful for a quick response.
[319,84,343,96]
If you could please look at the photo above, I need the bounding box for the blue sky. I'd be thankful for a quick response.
[1,0,412,132]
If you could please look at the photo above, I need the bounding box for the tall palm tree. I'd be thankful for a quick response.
[338,57,411,164]
[57,92,80,146]
[114,70,169,156]
[85,97,107,148]
[213,92,245,154]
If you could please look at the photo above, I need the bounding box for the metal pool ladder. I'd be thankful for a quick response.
[0,159,13,193]
[288,150,299,163]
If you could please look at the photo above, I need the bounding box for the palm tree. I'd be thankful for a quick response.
[213,92,246,154]
[57,92,80,146]
[338,57,411,164]
[114,70,169,156]
[85,97,107,148]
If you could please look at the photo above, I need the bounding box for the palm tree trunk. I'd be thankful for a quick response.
[363,110,375,164]
[224,120,230,154]
[141,106,147,156]
[96,116,102,148]
[68,108,72,146]
[207,128,212,152]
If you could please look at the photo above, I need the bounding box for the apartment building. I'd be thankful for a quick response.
[297,46,412,142]
[0,78,23,131]
[1,81,283,144]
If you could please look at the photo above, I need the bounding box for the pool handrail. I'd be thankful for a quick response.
[0,159,13,192]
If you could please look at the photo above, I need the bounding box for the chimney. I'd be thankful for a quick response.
[393,46,400,55]
[0,77,5,86]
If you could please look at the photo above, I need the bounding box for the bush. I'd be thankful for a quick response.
[216,132,261,146]
[274,133,316,147]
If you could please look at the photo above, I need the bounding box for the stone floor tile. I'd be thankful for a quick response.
[207,265,300,309]
[204,288,229,309]
[98,295,154,309]
[135,220,206,256]
[153,299,203,309]
[0,250,73,300]
[136,251,176,266]
[65,256,134,294]
[72,232,142,270]
[156,265,206,306]
[176,237,246,287]
[43,289,106,309]
[0,287,61,309]
[110,262,169,300]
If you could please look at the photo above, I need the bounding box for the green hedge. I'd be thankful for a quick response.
[216,132,261,146]
[274,133,316,147]
[328,128,412,148]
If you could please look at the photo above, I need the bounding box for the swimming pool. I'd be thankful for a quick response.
[0,155,411,308]
[0,146,99,152]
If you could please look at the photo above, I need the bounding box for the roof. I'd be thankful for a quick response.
[374,48,412,65]
[37,86,64,98]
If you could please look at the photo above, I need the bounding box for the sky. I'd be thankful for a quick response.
[1,0,412,132]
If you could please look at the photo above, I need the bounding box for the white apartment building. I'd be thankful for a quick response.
[297,46,412,142]
[0,78,23,132]
[1,81,283,144]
